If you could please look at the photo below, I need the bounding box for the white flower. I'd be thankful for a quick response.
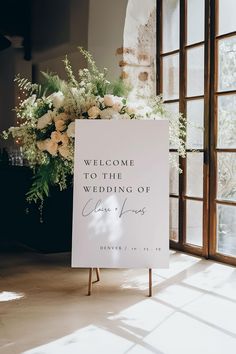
[59,145,71,160]
[104,94,115,107]
[113,97,123,112]
[88,106,101,119]
[48,91,64,109]
[67,122,75,138]
[23,94,36,106]
[55,119,66,132]
[100,108,116,119]
[112,102,123,112]
[54,112,68,122]
[104,95,123,111]
[127,104,138,115]
[36,140,47,151]
[70,87,79,95]
[37,111,53,129]
[45,139,58,156]
[136,106,153,119]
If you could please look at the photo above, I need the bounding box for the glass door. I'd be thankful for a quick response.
[157,0,208,257]
[157,0,236,265]
[209,0,236,265]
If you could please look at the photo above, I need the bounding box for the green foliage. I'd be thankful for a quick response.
[34,101,51,119]
[110,79,131,98]
[35,123,55,140]
[41,71,65,95]
[78,46,97,73]
[78,47,110,96]
[15,74,42,97]
[93,75,109,97]
[63,56,78,87]
[26,157,73,204]
[26,164,51,203]
[5,46,189,209]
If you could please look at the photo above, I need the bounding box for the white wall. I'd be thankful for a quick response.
[123,0,156,98]
[88,0,128,81]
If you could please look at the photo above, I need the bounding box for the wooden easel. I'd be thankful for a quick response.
[87,268,153,297]
[87,268,100,296]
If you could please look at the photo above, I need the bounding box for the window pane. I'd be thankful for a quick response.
[186,200,203,247]
[218,0,236,36]
[217,204,236,256]
[187,0,205,45]
[170,152,179,195]
[163,0,180,53]
[217,153,236,202]
[186,152,203,198]
[218,36,236,92]
[163,54,179,100]
[186,99,204,149]
[164,102,179,113]
[217,95,236,148]
[187,45,204,97]
[170,198,179,242]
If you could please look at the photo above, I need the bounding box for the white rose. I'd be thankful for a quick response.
[48,91,64,109]
[100,108,116,119]
[36,140,47,151]
[112,102,123,112]
[127,104,138,115]
[45,139,58,156]
[67,122,75,138]
[88,106,101,119]
[104,94,115,107]
[37,111,53,129]
[58,145,71,160]
[54,112,68,122]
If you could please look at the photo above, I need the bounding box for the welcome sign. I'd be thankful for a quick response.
[72,120,169,268]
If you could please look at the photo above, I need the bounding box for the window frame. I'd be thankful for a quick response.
[156,0,236,266]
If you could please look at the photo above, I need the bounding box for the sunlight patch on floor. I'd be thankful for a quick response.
[0,291,24,302]
[108,298,173,333]
[22,325,134,354]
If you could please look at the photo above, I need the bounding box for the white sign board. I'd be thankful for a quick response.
[72,120,169,268]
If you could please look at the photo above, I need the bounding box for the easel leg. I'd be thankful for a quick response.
[88,268,93,296]
[96,268,100,282]
[148,268,152,297]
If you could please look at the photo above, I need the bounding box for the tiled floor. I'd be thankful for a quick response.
[1,249,236,354]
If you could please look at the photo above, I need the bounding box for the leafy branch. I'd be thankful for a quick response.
[15,74,42,97]
[26,164,51,203]
[63,56,78,87]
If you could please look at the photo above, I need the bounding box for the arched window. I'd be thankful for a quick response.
[157,0,236,266]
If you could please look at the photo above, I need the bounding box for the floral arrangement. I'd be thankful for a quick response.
[2,47,186,207]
